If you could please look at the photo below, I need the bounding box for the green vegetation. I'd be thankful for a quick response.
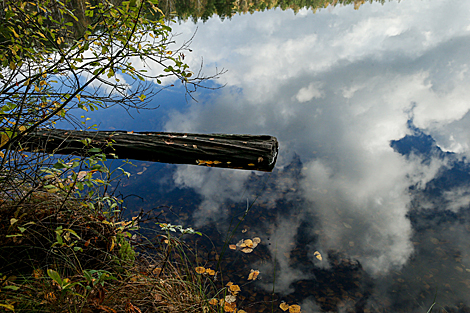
[0,0,230,312]
[159,0,395,23]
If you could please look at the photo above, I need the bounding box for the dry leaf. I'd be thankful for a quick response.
[229,244,237,250]
[241,248,253,253]
[206,268,216,276]
[244,239,254,248]
[229,284,241,293]
[208,299,218,305]
[280,303,289,311]
[247,269,260,281]
[314,251,322,261]
[225,295,236,303]
[224,302,236,312]
[195,267,205,274]
[33,269,43,279]
[252,237,261,244]
[289,304,301,313]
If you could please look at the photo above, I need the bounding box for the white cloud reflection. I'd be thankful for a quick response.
[157,0,470,308]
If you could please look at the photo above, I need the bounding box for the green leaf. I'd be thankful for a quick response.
[47,269,62,286]
[53,161,68,169]
[2,285,20,291]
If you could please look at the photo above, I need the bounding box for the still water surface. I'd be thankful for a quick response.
[95,1,470,312]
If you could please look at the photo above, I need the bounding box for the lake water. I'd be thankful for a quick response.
[92,1,470,312]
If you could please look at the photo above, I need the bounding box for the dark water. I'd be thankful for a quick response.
[90,1,470,312]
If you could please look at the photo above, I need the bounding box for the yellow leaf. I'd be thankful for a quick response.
[289,304,301,313]
[0,151,4,158]
[195,267,205,274]
[109,237,115,251]
[280,303,289,311]
[18,126,26,132]
[224,301,236,312]
[0,303,15,311]
[206,268,216,276]
[76,94,81,102]
[229,244,237,250]
[208,299,218,305]
[247,269,260,281]
[244,239,254,248]
[229,284,241,293]
[314,251,322,261]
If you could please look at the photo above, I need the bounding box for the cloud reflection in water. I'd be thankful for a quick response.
[125,0,470,311]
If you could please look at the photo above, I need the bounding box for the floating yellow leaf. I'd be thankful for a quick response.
[241,248,253,253]
[253,237,261,244]
[226,282,233,287]
[244,239,254,248]
[195,267,205,274]
[224,301,236,312]
[280,303,289,311]
[247,269,260,281]
[206,268,216,276]
[208,299,218,305]
[289,304,301,313]
[229,244,237,250]
[229,284,241,293]
[314,251,322,261]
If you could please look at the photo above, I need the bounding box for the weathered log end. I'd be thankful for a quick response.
[19,129,279,172]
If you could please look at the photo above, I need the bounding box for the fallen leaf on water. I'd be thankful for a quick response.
[195,267,205,274]
[247,269,260,281]
[229,284,241,294]
[314,251,322,261]
[208,299,218,305]
[224,302,236,312]
[280,303,289,311]
[229,244,237,250]
[206,268,216,276]
[225,295,236,303]
[289,304,301,313]
[241,247,253,253]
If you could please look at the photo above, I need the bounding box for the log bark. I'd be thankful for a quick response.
[16,128,279,172]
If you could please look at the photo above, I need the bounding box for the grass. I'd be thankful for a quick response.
[0,185,240,313]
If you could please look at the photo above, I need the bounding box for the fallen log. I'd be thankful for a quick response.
[16,128,279,172]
